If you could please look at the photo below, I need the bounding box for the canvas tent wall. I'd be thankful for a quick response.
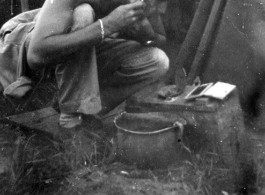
[179,0,265,127]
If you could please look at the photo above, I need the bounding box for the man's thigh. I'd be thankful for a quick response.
[96,38,161,86]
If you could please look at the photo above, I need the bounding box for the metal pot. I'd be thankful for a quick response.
[114,112,186,169]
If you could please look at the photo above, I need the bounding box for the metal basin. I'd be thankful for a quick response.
[114,112,186,169]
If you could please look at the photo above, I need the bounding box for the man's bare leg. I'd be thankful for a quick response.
[55,4,102,128]
[54,4,103,129]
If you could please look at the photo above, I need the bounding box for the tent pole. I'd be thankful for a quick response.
[20,0,29,12]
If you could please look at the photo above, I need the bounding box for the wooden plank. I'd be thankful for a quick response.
[6,104,125,135]
[7,107,59,134]
[7,107,58,124]
[126,85,219,113]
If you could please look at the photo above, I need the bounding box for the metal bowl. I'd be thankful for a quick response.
[114,112,186,169]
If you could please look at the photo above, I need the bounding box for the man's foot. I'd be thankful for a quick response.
[55,115,110,167]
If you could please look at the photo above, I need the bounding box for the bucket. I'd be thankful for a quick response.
[114,112,186,169]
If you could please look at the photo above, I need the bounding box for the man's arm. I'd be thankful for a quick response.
[145,9,166,46]
[27,0,145,69]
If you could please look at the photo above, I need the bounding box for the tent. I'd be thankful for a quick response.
[176,0,265,128]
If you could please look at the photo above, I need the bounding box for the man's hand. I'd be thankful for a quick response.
[102,1,146,34]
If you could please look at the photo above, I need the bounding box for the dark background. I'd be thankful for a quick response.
[0,0,45,26]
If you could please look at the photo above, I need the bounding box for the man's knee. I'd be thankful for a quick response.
[151,48,169,79]
[72,4,95,31]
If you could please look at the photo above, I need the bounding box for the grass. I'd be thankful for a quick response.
[0,133,69,195]
[0,108,263,195]
[0,121,115,195]
[0,127,262,195]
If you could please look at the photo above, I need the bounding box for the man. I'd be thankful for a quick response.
[1,0,169,149]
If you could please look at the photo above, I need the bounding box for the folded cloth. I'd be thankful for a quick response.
[0,9,40,94]
[3,76,33,98]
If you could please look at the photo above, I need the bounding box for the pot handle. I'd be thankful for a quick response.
[173,121,191,154]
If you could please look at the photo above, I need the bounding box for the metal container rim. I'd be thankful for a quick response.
[114,112,185,135]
